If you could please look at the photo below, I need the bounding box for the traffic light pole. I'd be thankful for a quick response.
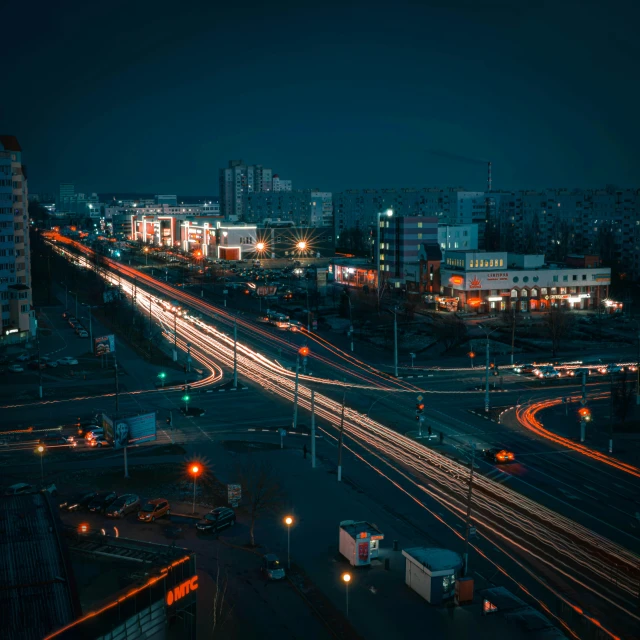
[173,311,178,362]
[393,310,398,378]
[292,356,300,430]
[484,339,490,412]
[580,371,587,442]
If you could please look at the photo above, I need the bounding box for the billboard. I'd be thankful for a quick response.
[101,412,157,449]
[256,285,278,297]
[94,334,115,357]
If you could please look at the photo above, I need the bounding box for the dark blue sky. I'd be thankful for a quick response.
[3,0,639,195]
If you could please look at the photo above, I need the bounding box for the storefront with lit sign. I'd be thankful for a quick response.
[332,260,378,289]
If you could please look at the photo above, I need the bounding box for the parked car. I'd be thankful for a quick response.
[59,491,99,511]
[74,326,86,335]
[47,360,59,368]
[8,364,24,373]
[15,353,30,362]
[483,448,515,464]
[77,330,89,338]
[4,482,34,495]
[196,507,236,533]
[106,494,141,518]
[58,357,79,365]
[28,361,47,370]
[88,491,118,513]
[137,498,170,522]
[261,553,285,580]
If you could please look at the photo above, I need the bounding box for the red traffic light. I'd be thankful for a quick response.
[298,346,310,357]
[578,407,592,421]
[416,403,425,411]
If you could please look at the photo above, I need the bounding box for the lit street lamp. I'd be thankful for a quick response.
[189,463,201,514]
[285,516,293,569]
[35,445,45,481]
[144,246,149,266]
[342,572,351,616]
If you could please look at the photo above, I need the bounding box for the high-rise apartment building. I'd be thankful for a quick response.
[272,175,292,192]
[244,190,332,228]
[0,135,35,342]
[219,160,291,219]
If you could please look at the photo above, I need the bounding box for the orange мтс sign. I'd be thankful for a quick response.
[166,575,198,606]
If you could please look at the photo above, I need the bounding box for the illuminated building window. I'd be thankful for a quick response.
[499,259,504,266]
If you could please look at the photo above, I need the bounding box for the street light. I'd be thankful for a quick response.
[144,246,149,265]
[342,572,351,616]
[284,516,293,569]
[478,325,499,412]
[376,209,393,284]
[35,445,45,481]
[189,463,201,514]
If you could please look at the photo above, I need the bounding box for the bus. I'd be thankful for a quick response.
[265,310,290,329]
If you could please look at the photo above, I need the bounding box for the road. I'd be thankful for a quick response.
[24,233,640,639]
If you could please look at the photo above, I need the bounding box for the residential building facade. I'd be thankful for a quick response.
[438,224,479,251]
[244,190,332,228]
[0,135,35,342]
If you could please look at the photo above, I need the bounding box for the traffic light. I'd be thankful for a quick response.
[578,407,592,422]
[415,402,425,421]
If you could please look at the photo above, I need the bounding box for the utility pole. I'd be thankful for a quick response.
[337,391,346,482]
[580,370,587,442]
[173,311,177,362]
[37,333,43,399]
[463,443,476,577]
[393,309,398,378]
[186,343,192,373]
[609,373,614,454]
[510,308,516,366]
[148,297,152,355]
[484,338,491,412]
[311,389,316,469]
[233,319,238,389]
[132,277,137,325]
[292,356,300,430]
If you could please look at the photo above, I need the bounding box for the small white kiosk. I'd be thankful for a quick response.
[402,547,462,604]
[339,520,384,567]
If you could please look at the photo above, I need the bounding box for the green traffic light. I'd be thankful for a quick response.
[158,372,166,379]
[182,395,190,402]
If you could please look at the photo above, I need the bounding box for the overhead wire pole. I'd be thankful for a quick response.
[310,389,316,468]
[462,443,476,576]
[292,355,300,430]
[233,319,238,388]
[337,391,346,482]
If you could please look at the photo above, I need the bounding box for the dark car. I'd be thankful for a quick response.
[88,491,118,513]
[180,407,205,417]
[567,367,590,378]
[196,507,236,533]
[59,491,99,511]
[261,553,285,580]
[106,494,141,518]
[39,434,77,448]
[483,448,515,464]
[137,498,170,522]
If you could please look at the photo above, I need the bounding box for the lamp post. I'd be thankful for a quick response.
[347,296,354,352]
[36,445,45,481]
[285,516,293,569]
[144,246,149,266]
[376,209,393,285]
[342,573,351,616]
[189,464,201,514]
[479,326,499,412]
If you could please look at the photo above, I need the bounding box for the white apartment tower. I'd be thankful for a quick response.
[0,135,35,342]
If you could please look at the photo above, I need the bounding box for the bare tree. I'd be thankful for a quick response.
[210,557,234,638]
[543,307,569,357]
[432,314,467,351]
[237,459,285,547]
[612,370,635,424]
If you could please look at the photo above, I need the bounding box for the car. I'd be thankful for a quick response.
[74,326,86,335]
[513,364,535,374]
[196,507,236,533]
[567,367,590,378]
[4,482,34,496]
[483,448,515,464]
[8,364,24,373]
[106,494,141,518]
[288,320,304,332]
[180,407,206,417]
[541,369,560,379]
[87,491,118,513]
[137,498,170,522]
[38,434,76,447]
[47,360,59,368]
[598,363,622,375]
[58,357,79,365]
[62,311,70,319]
[85,427,105,440]
[67,316,77,323]
[15,353,30,362]
[77,330,89,338]
[533,365,555,378]
[28,361,47,370]
[59,491,99,511]
[628,364,638,372]
[88,436,110,448]
[261,553,285,580]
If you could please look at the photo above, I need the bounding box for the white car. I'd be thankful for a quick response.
[58,357,79,366]
[8,364,24,373]
[541,369,560,379]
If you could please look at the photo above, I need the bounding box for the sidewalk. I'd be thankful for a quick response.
[188,436,563,639]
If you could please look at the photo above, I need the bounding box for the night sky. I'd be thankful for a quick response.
[3,0,639,195]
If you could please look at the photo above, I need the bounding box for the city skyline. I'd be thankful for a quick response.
[3,1,639,195]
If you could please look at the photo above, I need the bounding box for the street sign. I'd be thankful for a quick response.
[227,484,241,507]
[417,394,423,401]
[94,334,115,357]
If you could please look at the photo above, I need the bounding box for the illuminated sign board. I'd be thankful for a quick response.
[166,575,198,606]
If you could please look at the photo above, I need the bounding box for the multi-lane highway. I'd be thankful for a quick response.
[33,233,640,639]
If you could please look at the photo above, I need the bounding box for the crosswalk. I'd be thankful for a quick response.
[483,466,513,484]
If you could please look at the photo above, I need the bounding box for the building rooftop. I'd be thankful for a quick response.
[0,134,22,152]
[0,493,79,640]
[402,547,462,572]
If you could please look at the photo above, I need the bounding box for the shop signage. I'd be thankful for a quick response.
[166,576,198,606]
[486,272,509,281]
[469,277,482,289]
[545,294,570,300]
[487,297,502,302]
[578,293,591,298]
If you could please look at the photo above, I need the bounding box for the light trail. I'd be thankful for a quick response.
[49,233,640,637]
